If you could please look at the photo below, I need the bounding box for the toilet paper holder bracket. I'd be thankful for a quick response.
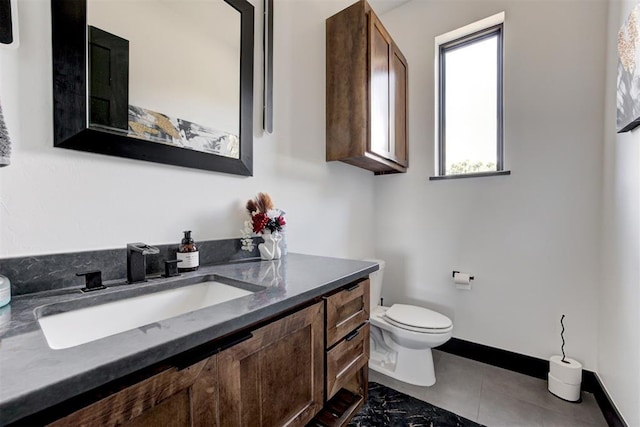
[452,271,474,280]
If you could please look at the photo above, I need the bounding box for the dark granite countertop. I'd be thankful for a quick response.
[0,253,378,425]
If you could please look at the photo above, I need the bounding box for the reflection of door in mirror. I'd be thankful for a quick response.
[87,0,241,159]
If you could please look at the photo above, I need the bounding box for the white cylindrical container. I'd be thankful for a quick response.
[548,355,582,402]
[0,275,10,308]
[548,373,581,401]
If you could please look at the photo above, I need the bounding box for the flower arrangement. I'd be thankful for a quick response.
[240,192,286,251]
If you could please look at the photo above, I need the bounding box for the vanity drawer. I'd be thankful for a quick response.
[325,279,370,348]
[326,323,370,400]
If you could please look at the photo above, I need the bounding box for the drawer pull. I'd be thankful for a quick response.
[345,283,360,292]
[345,329,360,341]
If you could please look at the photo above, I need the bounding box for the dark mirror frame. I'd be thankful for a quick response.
[51,0,254,176]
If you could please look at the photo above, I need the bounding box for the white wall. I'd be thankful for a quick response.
[375,0,607,370]
[0,0,376,260]
[598,1,640,424]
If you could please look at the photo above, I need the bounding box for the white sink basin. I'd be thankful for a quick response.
[38,281,254,350]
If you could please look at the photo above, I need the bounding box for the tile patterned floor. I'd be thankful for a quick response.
[350,382,483,427]
[369,350,607,427]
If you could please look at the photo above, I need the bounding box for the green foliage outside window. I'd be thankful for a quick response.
[447,160,496,175]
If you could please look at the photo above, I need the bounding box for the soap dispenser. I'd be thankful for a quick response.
[177,231,199,272]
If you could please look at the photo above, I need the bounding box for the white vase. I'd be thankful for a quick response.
[258,231,282,261]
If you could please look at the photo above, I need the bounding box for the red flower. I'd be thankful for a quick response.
[277,216,286,227]
[252,213,269,233]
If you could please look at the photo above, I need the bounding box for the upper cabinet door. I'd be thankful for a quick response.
[391,46,408,167]
[368,11,392,160]
[369,11,408,168]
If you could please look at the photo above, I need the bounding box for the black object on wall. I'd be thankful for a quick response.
[89,26,129,130]
[0,0,13,45]
[263,0,273,133]
[51,0,255,176]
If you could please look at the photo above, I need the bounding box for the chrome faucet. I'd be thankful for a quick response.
[126,243,160,284]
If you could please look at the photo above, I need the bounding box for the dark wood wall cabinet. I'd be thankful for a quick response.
[38,279,370,427]
[326,0,409,175]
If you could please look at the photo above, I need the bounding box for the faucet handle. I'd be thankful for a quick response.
[163,260,182,278]
[76,270,107,293]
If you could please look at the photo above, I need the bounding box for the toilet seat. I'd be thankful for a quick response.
[383,304,452,334]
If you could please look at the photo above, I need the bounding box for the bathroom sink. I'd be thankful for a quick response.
[37,279,257,350]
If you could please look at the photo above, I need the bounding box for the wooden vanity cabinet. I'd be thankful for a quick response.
[40,281,370,427]
[49,355,219,427]
[47,303,325,427]
[326,0,408,174]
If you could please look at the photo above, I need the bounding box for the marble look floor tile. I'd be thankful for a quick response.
[478,383,545,427]
[351,382,484,427]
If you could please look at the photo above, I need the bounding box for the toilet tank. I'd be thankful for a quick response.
[363,259,385,307]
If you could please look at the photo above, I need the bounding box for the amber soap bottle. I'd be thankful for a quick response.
[177,230,199,272]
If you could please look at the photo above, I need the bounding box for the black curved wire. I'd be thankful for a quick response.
[560,314,566,362]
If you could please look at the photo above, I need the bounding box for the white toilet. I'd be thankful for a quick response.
[367,259,453,386]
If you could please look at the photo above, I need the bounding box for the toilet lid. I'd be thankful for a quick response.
[385,304,452,330]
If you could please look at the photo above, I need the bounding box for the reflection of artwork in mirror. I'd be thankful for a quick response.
[87,0,241,157]
[127,106,239,158]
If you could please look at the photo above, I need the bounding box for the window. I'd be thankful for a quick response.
[433,13,508,179]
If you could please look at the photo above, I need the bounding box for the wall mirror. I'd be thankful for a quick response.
[51,0,254,175]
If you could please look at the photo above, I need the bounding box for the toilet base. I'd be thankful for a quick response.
[369,345,436,387]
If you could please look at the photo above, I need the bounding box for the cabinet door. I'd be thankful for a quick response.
[368,10,392,161]
[369,11,408,168]
[49,356,218,427]
[218,302,324,427]
[391,45,408,167]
